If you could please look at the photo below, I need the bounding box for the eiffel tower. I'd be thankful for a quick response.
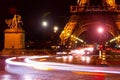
[59,0,120,48]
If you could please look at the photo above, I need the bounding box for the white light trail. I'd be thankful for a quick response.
[5,56,120,75]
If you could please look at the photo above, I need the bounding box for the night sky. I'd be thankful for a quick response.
[0,0,77,49]
[0,0,76,34]
[0,0,76,40]
[0,0,120,49]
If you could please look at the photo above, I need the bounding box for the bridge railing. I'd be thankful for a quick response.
[70,5,120,13]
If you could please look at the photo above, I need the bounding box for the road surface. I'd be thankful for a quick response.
[1,55,120,80]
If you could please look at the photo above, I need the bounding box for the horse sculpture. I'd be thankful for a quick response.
[5,14,23,29]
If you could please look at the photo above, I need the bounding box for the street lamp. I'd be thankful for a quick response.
[53,26,58,33]
[42,21,48,27]
[53,26,59,49]
[97,27,107,64]
[98,27,104,33]
[42,21,48,55]
[97,27,104,44]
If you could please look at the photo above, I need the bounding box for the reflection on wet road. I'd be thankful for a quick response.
[1,55,120,80]
[1,70,120,80]
[49,55,92,64]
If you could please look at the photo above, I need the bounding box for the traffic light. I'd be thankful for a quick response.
[99,45,103,50]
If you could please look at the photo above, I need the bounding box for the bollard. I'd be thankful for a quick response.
[99,50,102,59]
[101,50,107,64]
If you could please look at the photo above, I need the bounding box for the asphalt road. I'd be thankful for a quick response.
[1,55,120,80]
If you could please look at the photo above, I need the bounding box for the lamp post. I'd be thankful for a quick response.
[53,26,59,47]
[42,21,48,55]
[97,27,104,59]
[97,27,104,44]
[97,27,104,49]
[97,27,107,64]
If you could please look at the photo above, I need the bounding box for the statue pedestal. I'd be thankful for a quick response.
[2,28,25,55]
[2,49,26,56]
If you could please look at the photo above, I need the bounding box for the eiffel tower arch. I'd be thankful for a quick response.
[59,0,120,48]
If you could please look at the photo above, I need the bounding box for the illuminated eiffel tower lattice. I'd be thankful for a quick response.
[59,0,120,47]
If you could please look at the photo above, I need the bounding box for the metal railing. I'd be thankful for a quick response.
[70,5,120,13]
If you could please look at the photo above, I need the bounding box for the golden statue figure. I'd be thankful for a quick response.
[5,14,23,29]
[105,0,116,8]
[77,0,89,6]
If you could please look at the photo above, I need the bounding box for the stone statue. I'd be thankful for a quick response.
[77,0,88,6]
[5,14,23,29]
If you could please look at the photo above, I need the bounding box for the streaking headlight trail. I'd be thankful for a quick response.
[5,56,120,75]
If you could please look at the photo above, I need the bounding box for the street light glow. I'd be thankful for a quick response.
[54,26,58,33]
[42,21,48,27]
[98,27,104,33]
